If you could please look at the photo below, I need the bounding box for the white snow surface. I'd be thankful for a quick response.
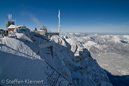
[0,34,69,86]
[62,33,129,76]
[1,37,38,59]
[0,33,112,86]
[16,33,33,42]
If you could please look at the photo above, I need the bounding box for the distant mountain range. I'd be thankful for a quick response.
[62,32,129,86]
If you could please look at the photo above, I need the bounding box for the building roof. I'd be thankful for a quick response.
[8,25,26,29]
[8,25,17,28]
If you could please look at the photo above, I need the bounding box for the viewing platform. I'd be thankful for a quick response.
[47,32,59,37]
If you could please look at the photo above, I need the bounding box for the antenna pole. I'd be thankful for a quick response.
[8,14,12,21]
[58,10,61,34]
[15,19,16,25]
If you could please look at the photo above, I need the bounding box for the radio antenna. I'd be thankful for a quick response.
[8,14,12,21]
[58,10,61,34]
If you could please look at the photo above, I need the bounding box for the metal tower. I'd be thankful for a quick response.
[8,14,12,21]
[58,10,61,34]
[6,14,15,29]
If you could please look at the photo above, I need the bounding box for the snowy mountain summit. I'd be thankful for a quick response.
[0,31,112,86]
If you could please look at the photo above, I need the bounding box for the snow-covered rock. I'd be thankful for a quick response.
[0,32,112,86]
[50,36,112,86]
[62,32,129,86]
[0,36,70,86]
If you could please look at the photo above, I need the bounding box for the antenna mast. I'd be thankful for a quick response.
[8,14,12,21]
[58,10,61,34]
[15,19,16,25]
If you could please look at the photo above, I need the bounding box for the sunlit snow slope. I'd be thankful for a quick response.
[0,37,69,86]
[0,32,112,86]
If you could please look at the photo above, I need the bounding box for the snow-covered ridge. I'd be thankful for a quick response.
[0,34,70,86]
[1,37,37,59]
[0,32,112,86]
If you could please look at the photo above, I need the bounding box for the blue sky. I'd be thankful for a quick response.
[0,0,129,33]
